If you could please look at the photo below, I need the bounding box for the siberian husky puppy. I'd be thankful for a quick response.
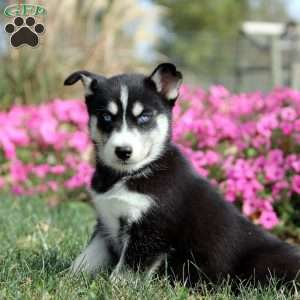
[65,63,300,285]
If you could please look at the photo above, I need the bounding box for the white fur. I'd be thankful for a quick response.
[72,181,153,275]
[151,71,162,92]
[110,237,129,279]
[108,101,118,115]
[166,79,182,100]
[130,114,169,170]
[151,70,182,100]
[100,114,169,173]
[89,116,101,142]
[89,181,154,242]
[147,254,167,277]
[81,74,93,96]
[132,102,144,117]
[71,231,110,274]
[87,82,170,173]
[120,85,129,114]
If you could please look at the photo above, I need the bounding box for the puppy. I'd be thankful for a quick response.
[64,63,300,285]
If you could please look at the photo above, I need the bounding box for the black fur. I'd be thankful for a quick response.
[65,63,300,286]
[91,144,300,285]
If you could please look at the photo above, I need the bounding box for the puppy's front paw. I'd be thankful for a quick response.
[70,255,87,275]
[70,253,98,275]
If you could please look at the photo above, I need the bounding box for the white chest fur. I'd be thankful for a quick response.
[89,181,153,243]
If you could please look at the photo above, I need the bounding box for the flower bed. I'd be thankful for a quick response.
[0,99,93,199]
[1,86,300,232]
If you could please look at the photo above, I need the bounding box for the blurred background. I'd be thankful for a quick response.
[2,3,300,296]
[1,0,300,238]
[1,0,300,108]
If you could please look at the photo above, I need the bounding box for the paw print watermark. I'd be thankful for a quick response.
[5,16,45,48]
[3,3,46,48]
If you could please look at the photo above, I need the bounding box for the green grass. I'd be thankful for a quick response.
[0,194,299,299]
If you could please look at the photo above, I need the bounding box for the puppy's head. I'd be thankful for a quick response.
[64,63,182,173]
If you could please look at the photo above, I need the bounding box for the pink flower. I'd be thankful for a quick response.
[50,165,66,174]
[3,89,300,230]
[0,135,16,159]
[291,175,300,194]
[243,199,258,216]
[69,105,89,125]
[48,181,58,191]
[272,180,289,198]
[235,178,248,193]
[204,150,220,165]
[69,131,90,151]
[192,164,209,177]
[65,155,79,168]
[64,175,84,189]
[256,114,278,137]
[209,85,230,99]
[6,127,29,146]
[280,107,296,121]
[32,164,50,178]
[280,122,294,135]
[267,149,284,165]
[225,191,236,202]
[52,99,74,121]
[222,179,237,203]
[252,135,271,150]
[258,210,279,229]
[286,154,297,166]
[11,185,25,195]
[39,118,58,144]
[294,119,300,132]
[64,161,93,189]
[264,164,284,182]
[10,160,28,182]
[243,186,256,201]
[291,159,300,172]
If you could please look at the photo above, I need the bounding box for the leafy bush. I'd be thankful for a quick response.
[1,86,300,235]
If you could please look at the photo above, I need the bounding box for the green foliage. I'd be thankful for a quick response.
[158,0,248,34]
[0,48,64,108]
[155,0,249,76]
[0,193,299,299]
[155,0,290,85]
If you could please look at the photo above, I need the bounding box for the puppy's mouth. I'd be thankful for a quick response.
[114,158,138,166]
[116,147,152,167]
[117,160,132,165]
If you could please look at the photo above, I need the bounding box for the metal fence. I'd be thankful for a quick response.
[181,22,300,92]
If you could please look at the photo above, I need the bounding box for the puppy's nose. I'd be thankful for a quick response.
[115,146,132,161]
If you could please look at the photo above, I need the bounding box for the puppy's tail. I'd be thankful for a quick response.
[237,242,300,285]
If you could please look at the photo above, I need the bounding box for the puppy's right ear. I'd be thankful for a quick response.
[148,63,182,103]
[64,70,105,96]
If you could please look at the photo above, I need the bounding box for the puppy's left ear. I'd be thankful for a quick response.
[64,70,106,96]
[149,63,182,102]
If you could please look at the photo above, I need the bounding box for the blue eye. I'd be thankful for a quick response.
[137,112,152,125]
[101,112,112,123]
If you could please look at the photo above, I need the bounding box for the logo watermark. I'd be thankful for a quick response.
[3,2,46,48]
